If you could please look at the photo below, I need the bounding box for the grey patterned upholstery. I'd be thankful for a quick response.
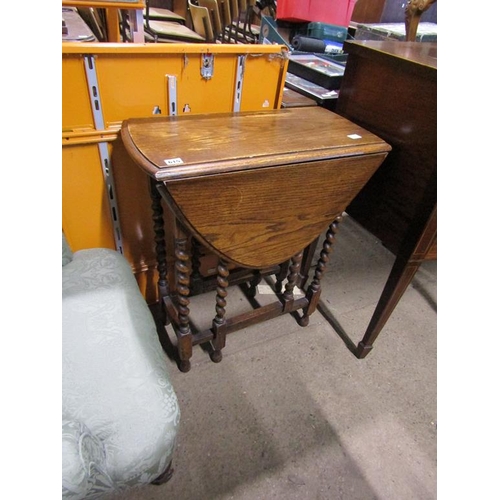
[62,234,180,499]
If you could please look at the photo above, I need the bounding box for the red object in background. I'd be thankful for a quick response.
[276,0,357,27]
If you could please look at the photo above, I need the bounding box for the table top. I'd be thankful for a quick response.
[121,107,390,182]
[121,107,391,268]
[343,40,437,78]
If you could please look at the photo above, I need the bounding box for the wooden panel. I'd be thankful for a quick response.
[62,144,116,251]
[337,41,437,256]
[62,57,95,132]
[351,0,386,23]
[166,154,387,268]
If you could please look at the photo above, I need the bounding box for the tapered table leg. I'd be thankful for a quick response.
[356,254,422,358]
[356,204,437,357]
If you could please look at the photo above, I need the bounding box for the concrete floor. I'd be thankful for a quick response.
[109,214,437,500]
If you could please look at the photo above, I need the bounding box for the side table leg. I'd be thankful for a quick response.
[247,270,262,299]
[299,236,320,289]
[190,237,203,296]
[357,203,436,357]
[210,259,229,363]
[174,231,193,372]
[282,251,303,313]
[150,179,169,323]
[275,260,289,294]
[299,215,342,327]
[356,255,422,358]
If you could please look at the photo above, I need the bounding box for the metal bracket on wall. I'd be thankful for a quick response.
[83,55,124,254]
[166,75,178,116]
[201,53,214,80]
[127,9,145,42]
[233,55,246,112]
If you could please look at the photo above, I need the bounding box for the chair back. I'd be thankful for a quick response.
[188,0,215,41]
[197,0,222,38]
[217,0,232,28]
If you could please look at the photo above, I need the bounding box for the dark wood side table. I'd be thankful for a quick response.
[335,40,437,358]
[121,107,390,371]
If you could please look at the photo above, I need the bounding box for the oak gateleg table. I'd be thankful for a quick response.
[121,107,390,372]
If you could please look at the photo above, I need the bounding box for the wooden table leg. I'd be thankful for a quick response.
[274,260,290,294]
[299,236,320,289]
[356,204,436,357]
[299,215,342,326]
[174,225,193,372]
[246,270,262,299]
[150,179,169,323]
[282,251,303,313]
[356,254,422,358]
[210,259,229,363]
[190,237,203,296]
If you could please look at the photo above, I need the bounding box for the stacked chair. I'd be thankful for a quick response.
[188,0,217,42]
[142,0,206,42]
[188,0,261,43]
[226,0,261,43]
[73,0,264,43]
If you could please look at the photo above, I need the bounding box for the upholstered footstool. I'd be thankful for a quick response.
[62,235,180,499]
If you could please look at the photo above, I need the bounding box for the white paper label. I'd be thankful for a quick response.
[348,134,362,140]
[164,157,184,166]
